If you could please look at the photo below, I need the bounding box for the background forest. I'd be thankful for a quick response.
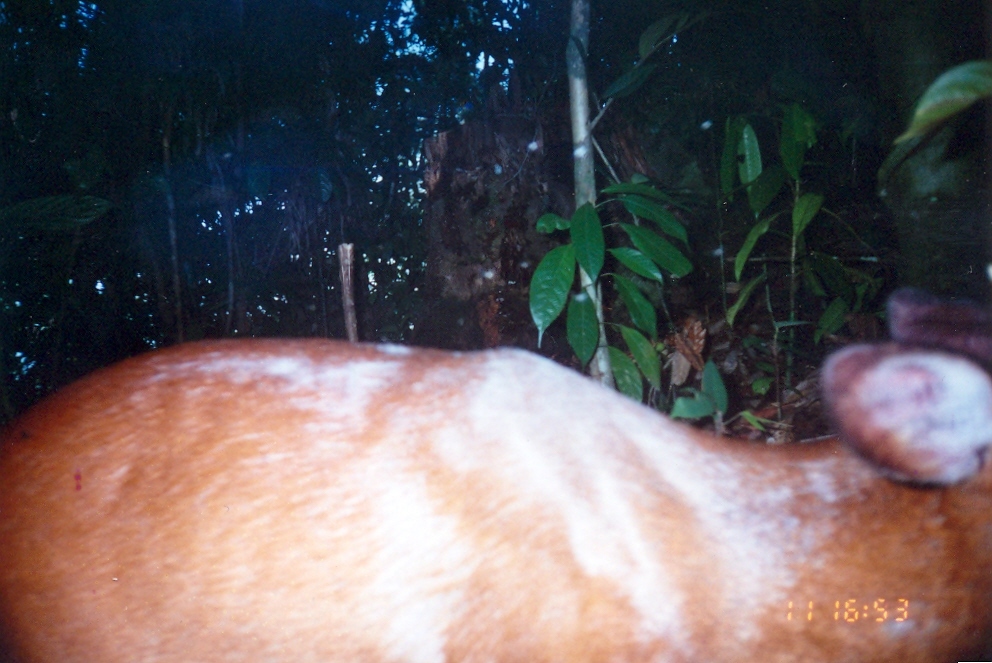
[1,0,988,431]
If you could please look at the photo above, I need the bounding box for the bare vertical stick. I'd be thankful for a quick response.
[338,243,358,342]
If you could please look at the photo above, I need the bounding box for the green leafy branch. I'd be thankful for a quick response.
[529,183,693,403]
[723,105,881,380]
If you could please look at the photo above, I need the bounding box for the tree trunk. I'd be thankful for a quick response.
[568,0,612,385]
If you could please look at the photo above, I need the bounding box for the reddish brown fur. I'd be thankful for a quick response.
[0,339,991,662]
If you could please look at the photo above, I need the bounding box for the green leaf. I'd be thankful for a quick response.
[750,376,773,396]
[614,275,657,338]
[609,347,643,402]
[740,410,768,430]
[726,273,767,327]
[620,325,660,389]
[700,360,728,414]
[780,104,818,180]
[720,117,747,197]
[621,223,693,277]
[0,195,113,231]
[853,276,883,313]
[609,248,664,282]
[671,390,716,419]
[603,63,658,99]
[896,60,992,143]
[619,195,688,243]
[570,203,605,281]
[638,13,680,59]
[807,251,853,303]
[734,217,772,280]
[803,262,827,298]
[746,164,786,217]
[792,192,824,237]
[537,212,570,233]
[566,292,599,365]
[737,123,762,185]
[529,244,576,346]
[814,297,849,345]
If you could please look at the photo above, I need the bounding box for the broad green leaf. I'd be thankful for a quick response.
[610,248,664,282]
[792,192,824,237]
[803,263,827,298]
[566,292,599,365]
[746,164,786,217]
[570,203,605,281]
[0,195,113,231]
[638,13,680,59]
[700,360,728,414]
[734,217,772,280]
[619,195,688,243]
[603,63,658,100]
[750,376,773,396]
[853,276,883,312]
[609,347,643,402]
[536,212,570,233]
[671,390,716,419]
[726,273,767,327]
[807,251,853,302]
[897,60,992,143]
[814,297,849,345]
[620,325,660,389]
[780,104,818,180]
[621,223,693,277]
[720,117,747,197]
[529,244,575,346]
[614,275,657,338]
[737,123,762,185]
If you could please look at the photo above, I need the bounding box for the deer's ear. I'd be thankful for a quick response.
[821,342,992,485]
[887,287,992,365]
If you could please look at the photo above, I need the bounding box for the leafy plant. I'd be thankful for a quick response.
[721,104,882,385]
[895,60,992,143]
[670,359,728,423]
[880,60,992,184]
[529,183,692,402]
[527,8,709,398]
